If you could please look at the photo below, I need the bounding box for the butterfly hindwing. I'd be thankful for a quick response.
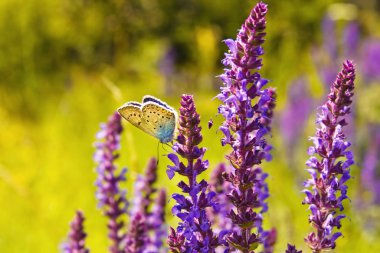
[141,102,176,143]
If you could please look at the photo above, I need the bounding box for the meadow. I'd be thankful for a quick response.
[0,0,380,252]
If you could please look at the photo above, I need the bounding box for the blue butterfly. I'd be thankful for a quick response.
[117,95,177,143]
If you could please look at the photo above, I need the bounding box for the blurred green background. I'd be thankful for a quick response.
[1,0,380,252]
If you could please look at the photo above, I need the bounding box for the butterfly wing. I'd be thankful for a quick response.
[142,95,172,110]
[117,102,156,137]
[141,101,177,143]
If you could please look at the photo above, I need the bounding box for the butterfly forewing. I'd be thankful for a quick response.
[117,103,156,137]
[142,95,171,110]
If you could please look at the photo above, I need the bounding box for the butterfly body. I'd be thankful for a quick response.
[117,96,177,143]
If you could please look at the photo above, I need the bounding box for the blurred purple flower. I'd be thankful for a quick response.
[128,158,168,253]
[303,60,355,252]
[147,188,168,252]
[130,174,145,218]
[94,112,128,253]
[322,15,337,60]
[280,77,313,160]
[361,128,380,205]
[262,228,277,253]
[362,39,380,83]
[217,2,276,252]
[285,244,302,253]
[159,45,176,96]
[208,164,242,253]
[313,16,359,89]
[159,46,176,78]
[125,213,148,253]
[130,158,158,217]
[343,21,360,58]
[209,163,234,235]
[316,15,380,86]
[167,94,222,252]
[62,211,89,253]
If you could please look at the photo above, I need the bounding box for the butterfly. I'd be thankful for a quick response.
[117,95,177,143]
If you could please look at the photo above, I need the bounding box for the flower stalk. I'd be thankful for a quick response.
[126,158,168,253]
[167,94,221,252]
[62,211,90,253]
[303,60,355,252]
[217,2,275,252]
[94,112,128,253]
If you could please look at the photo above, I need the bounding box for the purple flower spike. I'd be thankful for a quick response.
[127,158,168,253]
[62,211,90,253]
[130,158,158,217]
[147,188,168,252]
[343,21,360,58]
[217,2,276,252]
[94,112,128,253]
[280,77,313,161]
[125,213,148,253]
[167,94,221,252]
[303,60,355,252]
[322,14,337,60]
[262,228,277,253]
[209,163,234,233]
[361,128,380,205]
[285,244,302,253]
[362,39,380,83]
